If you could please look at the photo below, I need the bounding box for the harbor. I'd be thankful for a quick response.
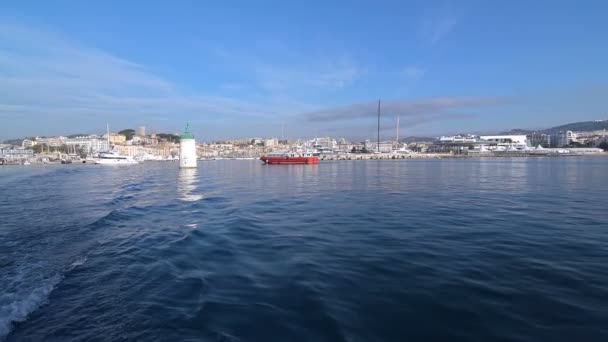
[1,120,607,167]
[3,2,608,340]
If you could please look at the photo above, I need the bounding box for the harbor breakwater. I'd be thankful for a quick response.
[317,152,606,161]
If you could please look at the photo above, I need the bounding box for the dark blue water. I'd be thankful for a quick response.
[1,158,607,341]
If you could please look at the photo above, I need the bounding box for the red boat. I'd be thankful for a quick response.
[260,151,319,164]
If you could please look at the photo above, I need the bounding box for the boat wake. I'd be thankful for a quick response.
[0,274,61,340]
[0,255,88,340]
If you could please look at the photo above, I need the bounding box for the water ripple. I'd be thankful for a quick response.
[1,159,607,341]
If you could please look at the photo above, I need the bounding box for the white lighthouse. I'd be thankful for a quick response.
[179,123,197,168]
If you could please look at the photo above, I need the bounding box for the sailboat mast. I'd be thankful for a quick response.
[106,123,110,151]
[377,99,381,153]
[396,115,400,143]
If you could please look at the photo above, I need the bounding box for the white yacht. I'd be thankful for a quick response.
[394,146,415,154]
[95,123,138,165]
[95,151,138,165]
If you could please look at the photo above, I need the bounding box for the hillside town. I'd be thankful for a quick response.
[1,122,607,165]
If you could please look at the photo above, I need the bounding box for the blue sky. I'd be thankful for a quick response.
[1,0,607,140]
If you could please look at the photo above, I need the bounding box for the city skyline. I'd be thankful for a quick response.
[1,1,607,140]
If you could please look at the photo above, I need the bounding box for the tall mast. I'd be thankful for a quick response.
[396,115,400,143]
[377,99,381,153]
[106,123,110,150]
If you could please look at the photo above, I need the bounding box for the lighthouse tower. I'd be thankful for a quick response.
[179,123,197,168]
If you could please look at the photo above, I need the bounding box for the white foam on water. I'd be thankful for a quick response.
[0,273,62,340]
[0,254,89,340]
[69,256,88,269]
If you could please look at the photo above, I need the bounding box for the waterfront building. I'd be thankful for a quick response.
[0,147,34,160]
[130,135,158,145]
[364,141,393,153]
[22,139,36,148]
[551,131,577,147]
[65,136,109,154]
[432,134,529,153]
[205,143,234,151]
[528,132,551,148]
[113,145,173,158]
[35,136,67,147]
[137,126,146,136]
[439,135,478,143]
[301,137,338,154]
[264,138,278,147]
[103,133,127,145]
[479,135,528,146]
[312,137,337,149]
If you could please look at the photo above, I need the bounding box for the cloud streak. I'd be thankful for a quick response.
[0,23,322,137]
[401,66,427,80]
[205,45,367,93]
[302,97,506,122]
[419,3,460,45]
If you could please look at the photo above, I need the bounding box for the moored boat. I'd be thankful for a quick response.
[260,151,319,164]
[95,151,138,165]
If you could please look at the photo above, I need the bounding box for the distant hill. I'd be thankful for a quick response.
[500,120,608,135]
[498,129,534,135]
[542,120,608,134]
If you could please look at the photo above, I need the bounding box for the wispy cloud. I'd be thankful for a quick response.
[401,66,427,80]
[419,3,460,45]
[317,111,476,134]
[302,97,506,122]
[0,23,321,137]
[205,45,367,93]
[255,60,366,93]
[0,23,374,139]
[0,25,174,95]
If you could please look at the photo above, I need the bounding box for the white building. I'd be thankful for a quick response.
[103,133,127,145]
[35,136,67,147]
[65,136,109,154]
[131,135,158,145]
[439,135,478,143]
[264,138,278,147]
[479,135,528,149]
[114,145,172,157]
[301,137,338,153]
[364,141,393,153]
[0,147,34,160]
[22,139,37,148]
[556,131,577,147]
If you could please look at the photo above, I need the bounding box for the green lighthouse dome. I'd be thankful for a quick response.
[179,123,194,140]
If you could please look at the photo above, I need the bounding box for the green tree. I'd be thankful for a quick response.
[157,133,179,143]
[118,129,136,140]
[76,146,87,158]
